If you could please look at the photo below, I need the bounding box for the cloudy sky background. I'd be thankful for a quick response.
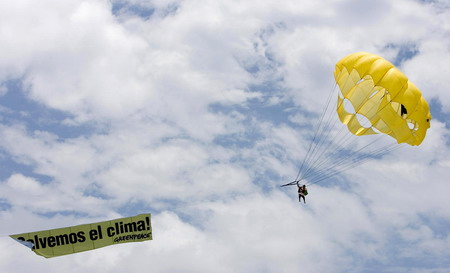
[1,0,450,272]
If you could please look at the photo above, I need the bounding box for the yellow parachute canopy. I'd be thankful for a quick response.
[281,52,432,187]
[334,52,431,145]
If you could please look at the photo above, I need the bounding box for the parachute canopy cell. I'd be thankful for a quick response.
[334,52,431,146]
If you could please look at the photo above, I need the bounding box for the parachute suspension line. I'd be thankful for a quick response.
[302,140,375,182]
[305,143,403,186]
[303,139,398,183]
[299,95,342,174]
[308,143,401,185]
[302,89,407,184]
[300,86,384,180]
[295,83,337,182]
[298,93,351,179]
[296,72,357,183]
[296,75,405,186]
[294,82,338,182]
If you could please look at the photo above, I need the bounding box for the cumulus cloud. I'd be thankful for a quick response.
[1,0,450,272]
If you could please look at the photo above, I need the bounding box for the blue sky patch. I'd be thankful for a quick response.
[0,79,99,139]
[83,183,111,200]
[111,1,155,20]
[429,98,449,129]
[0,198,12,211]
[384,43,420,67]
[35,210,90,219]
[0,154,53,184]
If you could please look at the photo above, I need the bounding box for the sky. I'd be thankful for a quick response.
[0,0,450,272]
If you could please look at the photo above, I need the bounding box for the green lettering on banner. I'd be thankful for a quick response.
[10,214,152,258]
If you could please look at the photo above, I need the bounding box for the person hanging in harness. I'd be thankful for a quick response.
[297,182,308,203]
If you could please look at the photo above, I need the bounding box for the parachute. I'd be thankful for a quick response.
[282,52,431,187]
[335,52,431,145]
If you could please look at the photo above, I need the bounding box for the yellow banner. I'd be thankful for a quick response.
[10,214,152,258]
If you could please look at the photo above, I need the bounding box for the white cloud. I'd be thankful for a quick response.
[1,0,450,272]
